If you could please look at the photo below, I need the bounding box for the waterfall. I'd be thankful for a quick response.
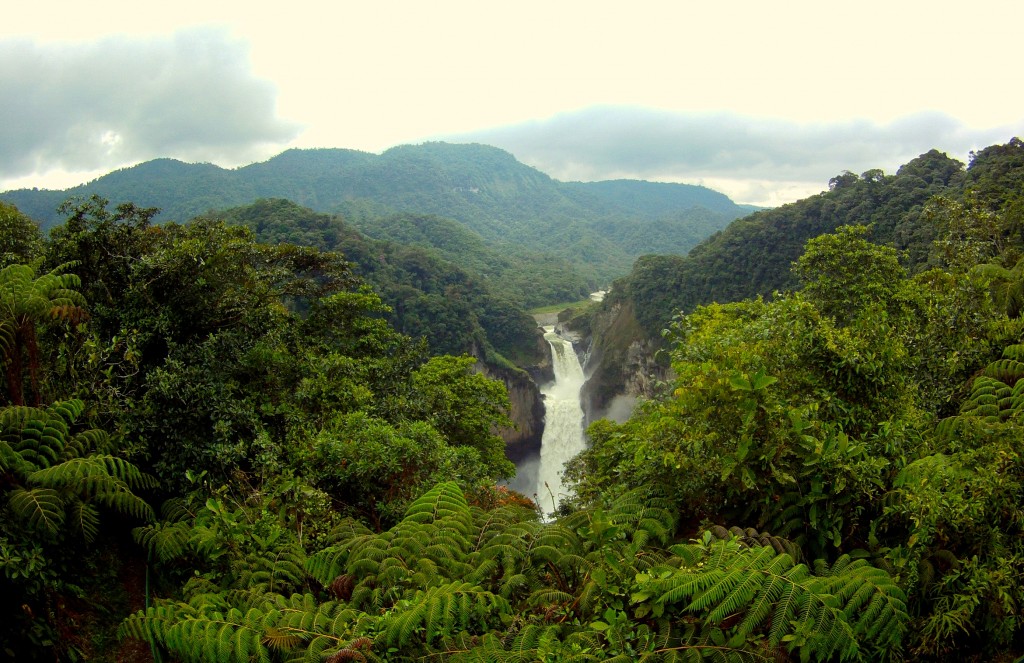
[535,325,587,512]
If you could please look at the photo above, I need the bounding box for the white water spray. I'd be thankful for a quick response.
[536,326,587,512]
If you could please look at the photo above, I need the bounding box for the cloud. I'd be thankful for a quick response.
[0,28,300,183]
[448,107,1021,204]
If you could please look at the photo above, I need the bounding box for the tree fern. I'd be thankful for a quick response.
[378,580,510,649]
[638,535,908,661]
[233,547,309,595]
[0,262,87,405]
[134,520,194,563]
[2,399,153,567]
[935,350,1024,438]
[403,481,475,535]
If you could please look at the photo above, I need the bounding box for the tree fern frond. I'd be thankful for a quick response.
[307,545,352,588]
[29,455,156,493]
[642,537,907,658]
[982,358,1024,384]
[91,483,155,521]
[160,496,194,522]
[403,481,473,533]
[378,581,510,650]
[262,625,305,651]
[61,428,113,460]
[134,521,193,563]
[68,499,100,542]
[235,548,308,594]
[9,487,65,537]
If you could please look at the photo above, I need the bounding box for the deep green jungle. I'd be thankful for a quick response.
[1,138,1024,661]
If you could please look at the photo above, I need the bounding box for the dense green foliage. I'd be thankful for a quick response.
[212,198,545,365]
[566,152,1024,658]
[0,202,44,267]
[122,482,908,662]
[4,138,1024,662]
[609,142,1024,337]
[0,199,522,658]
[1,142,747,294]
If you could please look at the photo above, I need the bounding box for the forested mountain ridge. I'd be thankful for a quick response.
[1,142,751,287]
[578,138,1024,423]
[212,198,544,367]
[606,141,1023,337]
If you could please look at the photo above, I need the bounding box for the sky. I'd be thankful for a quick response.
[2,1,1023,206]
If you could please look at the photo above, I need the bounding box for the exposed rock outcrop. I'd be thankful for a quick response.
[569,299,670,425]
[477,326,551,463]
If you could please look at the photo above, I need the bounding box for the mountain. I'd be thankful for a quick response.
[211,198,545,365]
[1,142,753,292]
[608,147,974,336]
[575,138,1024,420]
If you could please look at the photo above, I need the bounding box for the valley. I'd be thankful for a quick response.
[3,137,1024,661]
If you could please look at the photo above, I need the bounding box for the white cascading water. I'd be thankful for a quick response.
[535,326,587,512]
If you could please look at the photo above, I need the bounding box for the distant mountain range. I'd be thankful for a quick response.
[1,142,757,288]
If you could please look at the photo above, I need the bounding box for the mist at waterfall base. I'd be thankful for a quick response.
[507,327,587,512]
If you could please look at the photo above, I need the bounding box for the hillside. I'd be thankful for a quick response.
[578,138,1024,420]
[607,145,1001,336]
[1,142,751,292]
[211,198,545,367]
[8,140,1024,661]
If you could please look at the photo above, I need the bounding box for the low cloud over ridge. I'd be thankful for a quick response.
[0,28,299,185]
[450,107,1019,205]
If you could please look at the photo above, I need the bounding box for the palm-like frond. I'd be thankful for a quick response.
[640,535,908,661]
[2,400,154,542]
[8,487,65,537]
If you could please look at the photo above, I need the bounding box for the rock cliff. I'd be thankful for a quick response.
[569,298,670,424]
[477,327,551,463]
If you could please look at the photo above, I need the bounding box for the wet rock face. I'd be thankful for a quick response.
[499,370,546,460]
[478,326,550,463]
[574,299,670,424]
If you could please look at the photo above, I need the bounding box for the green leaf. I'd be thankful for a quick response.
[729,374,753,391]
[751,371,779,391]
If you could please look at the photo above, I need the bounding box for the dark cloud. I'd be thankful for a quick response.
[0,28,300,181]
[449,106,1020,201]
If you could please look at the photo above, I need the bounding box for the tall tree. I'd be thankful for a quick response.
[0,202,43,268]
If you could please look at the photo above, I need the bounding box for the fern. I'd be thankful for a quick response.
[403,481,474,534]
[233,547,308,595]
[8,487,66,537]
[2,399,154,565]
[121,592,366,663]
[935,350,1024,439]
[379,580,510,649]
[641,535,908,661]
[134,520,194,563]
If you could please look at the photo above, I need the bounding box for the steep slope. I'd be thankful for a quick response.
[613,148,968,337]
[580,139,1024,419]
[213,198,550,455]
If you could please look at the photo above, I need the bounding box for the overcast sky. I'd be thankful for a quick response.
[2,1,1022,206]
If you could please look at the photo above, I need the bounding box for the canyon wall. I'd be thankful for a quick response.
[568,299,671,425]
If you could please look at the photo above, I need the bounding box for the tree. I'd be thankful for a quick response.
[0,263,87,406]
[0,202,43,268]
[793,224,906,325]
[828,170,859,190]
[0,399,153,657]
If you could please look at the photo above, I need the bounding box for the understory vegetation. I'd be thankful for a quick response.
[1,139,1023,661]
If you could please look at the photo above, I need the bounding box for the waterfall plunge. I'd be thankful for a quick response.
[535,326,587,513]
